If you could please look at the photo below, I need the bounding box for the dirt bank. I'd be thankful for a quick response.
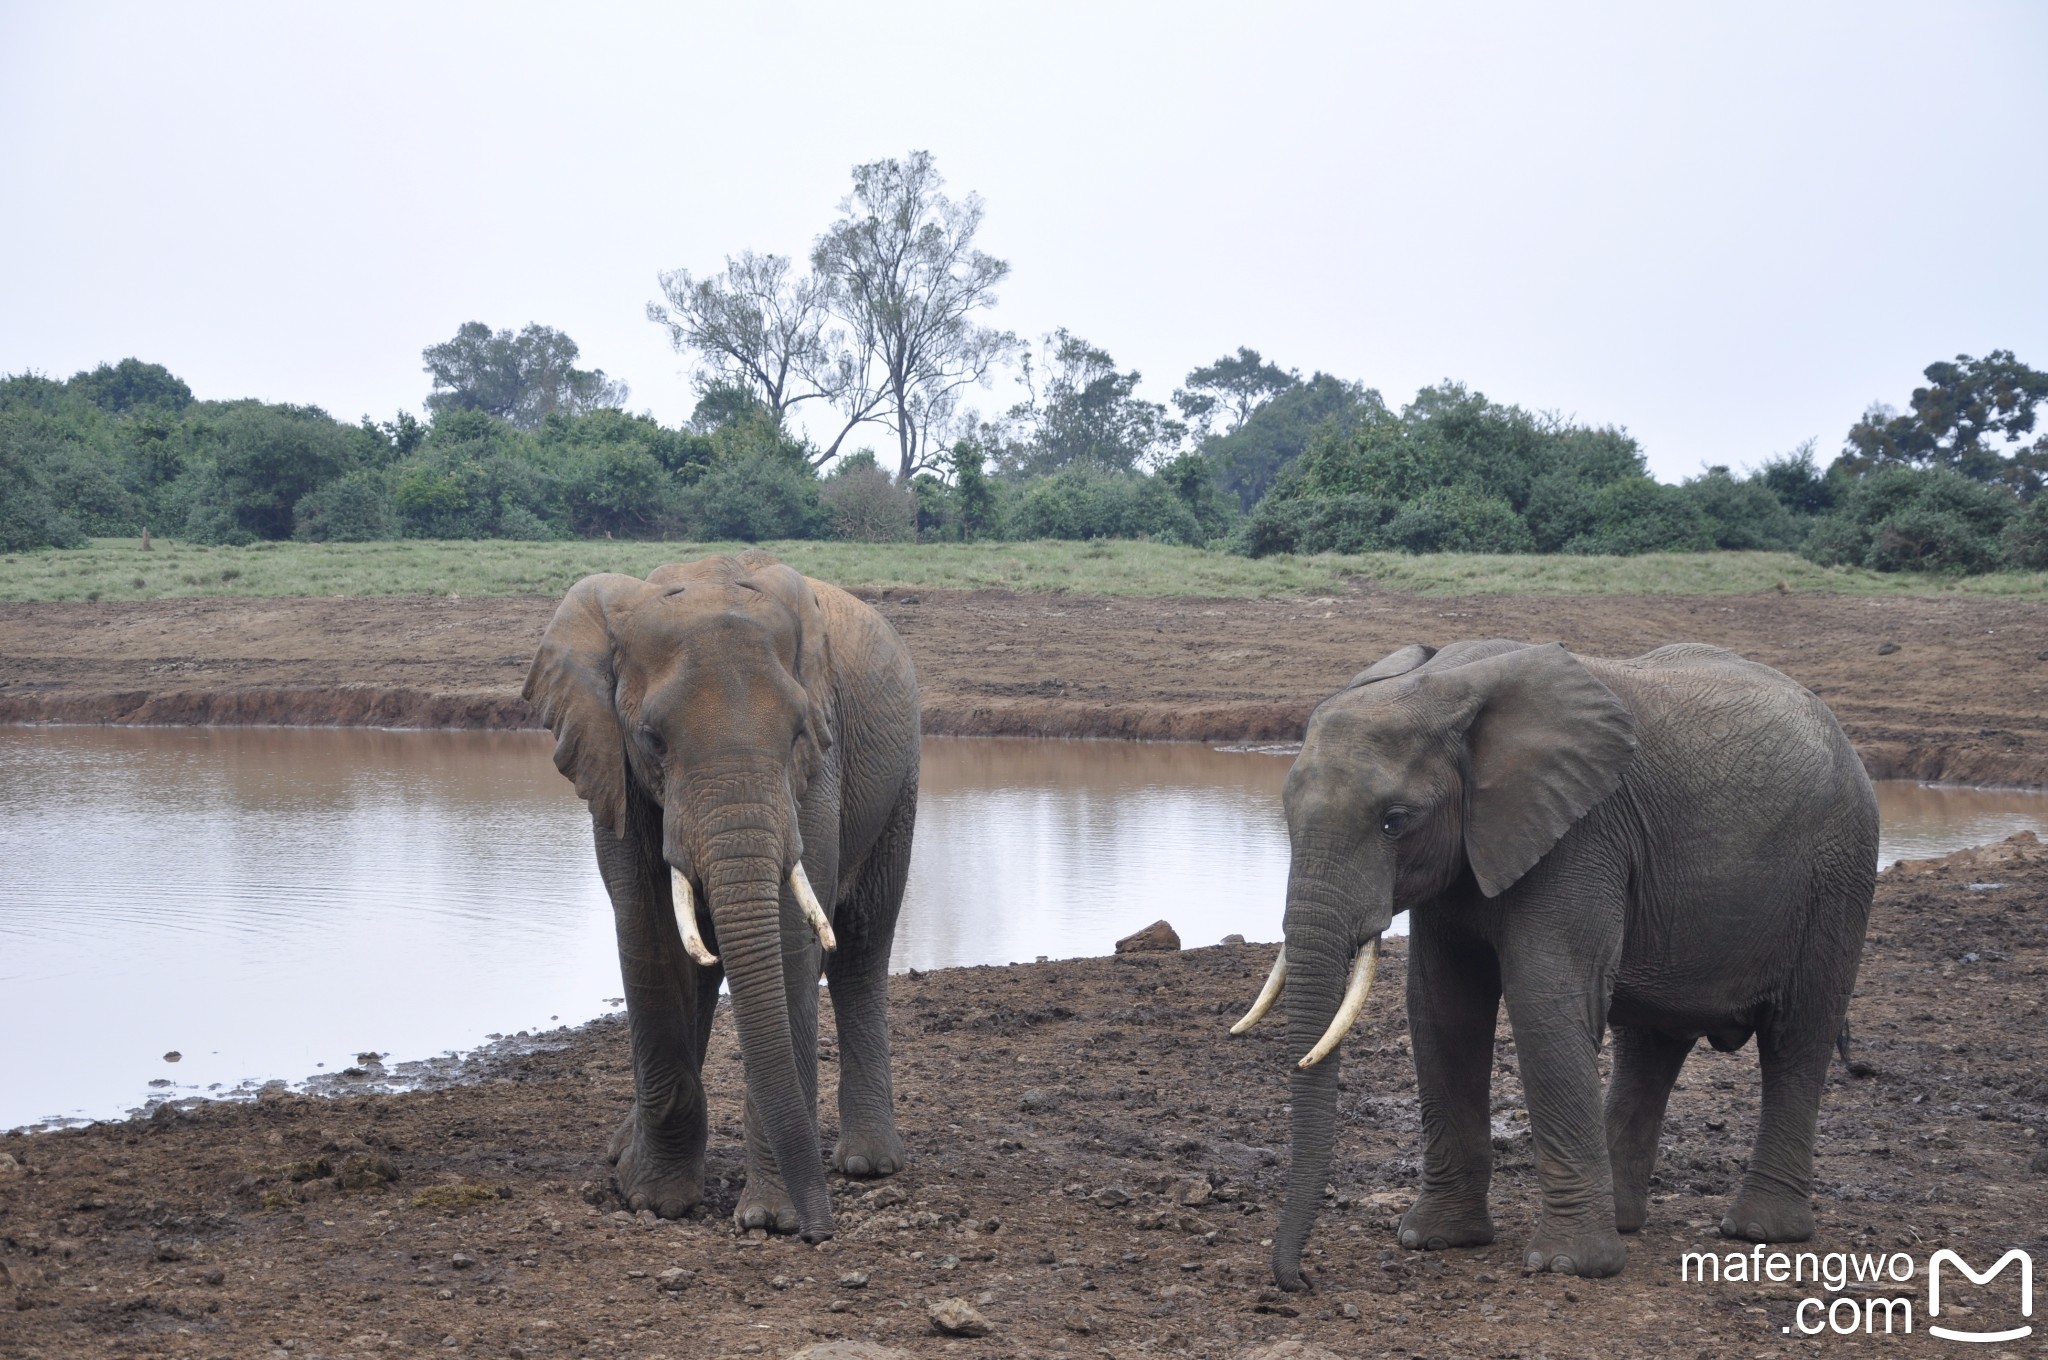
[3,586,2046,784]
[6,834,2048,1358]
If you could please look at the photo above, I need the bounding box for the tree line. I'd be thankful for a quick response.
[4,152,2046,574]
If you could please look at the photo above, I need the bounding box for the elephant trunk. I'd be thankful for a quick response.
[695,810,834,1241]
[1272,851,1392,1291]
[1272,910,1348,1290]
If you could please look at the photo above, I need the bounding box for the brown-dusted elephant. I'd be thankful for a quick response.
[1232,640,1877,1288]
[524,550,919,1241]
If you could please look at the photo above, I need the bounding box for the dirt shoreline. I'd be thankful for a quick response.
[3,586,2047,785]
[6,833,2048,1358]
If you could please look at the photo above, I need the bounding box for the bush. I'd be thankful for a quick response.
[1800,466,2018,573]
[1381,486,1534,554]
[1567,478,1714,555]
[683,451,827,541]
[1677,467,1803,550]
[0,423,86,550]
[821,459,915,542]
[294,470,395,542]
[2003,496,2048,570]
[1005,466,1202,544]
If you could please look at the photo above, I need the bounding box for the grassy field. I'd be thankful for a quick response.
[2,537,2045,602]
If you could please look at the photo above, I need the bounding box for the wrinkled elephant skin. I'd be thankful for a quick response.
[1250,640,1876,1288]
[525,551,920,1241]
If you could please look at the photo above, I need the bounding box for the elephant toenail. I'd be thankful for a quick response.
[1402,1230,1421,1249]
[847,1156,870,1176]
[1527,1251,1544,1270]
[1747,1222,1765,1239]
[1549,1255,1574,1274]
[1427,1236,1448,1251]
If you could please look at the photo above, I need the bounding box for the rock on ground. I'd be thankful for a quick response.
[1116,919,1181,952]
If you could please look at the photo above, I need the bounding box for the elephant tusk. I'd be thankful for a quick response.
[790,861,837,952]
[672,868,719,967]
[1298,936,1380,1070]
[1229,947,1287,1034]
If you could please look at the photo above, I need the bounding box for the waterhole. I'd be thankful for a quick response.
[2,726,2041,1127]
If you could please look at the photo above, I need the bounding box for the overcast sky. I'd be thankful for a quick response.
[4,2,2044,481]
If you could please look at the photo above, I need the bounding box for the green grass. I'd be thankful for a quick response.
[1,538,2044,602]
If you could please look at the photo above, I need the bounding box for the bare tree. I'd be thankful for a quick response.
[648,253,888,467]
[812,151,1017,481]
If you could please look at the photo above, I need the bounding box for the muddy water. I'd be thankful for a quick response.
[3,727,2044,1128]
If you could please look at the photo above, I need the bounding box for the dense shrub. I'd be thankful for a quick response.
[2003,496,2048,570]
[293,470,396,542]
[0,421,87,550]
[1005,466,1202,544]
[1677,467,1803,550]
[683,450,828,541]
[1799,466,2017,574]
[821,456,916,542]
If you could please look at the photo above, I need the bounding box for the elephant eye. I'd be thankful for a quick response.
[639,726,665,755]
[1380,808,1412,837]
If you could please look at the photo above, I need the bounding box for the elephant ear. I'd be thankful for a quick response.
[1429,642,1638,898]
[523,573,653,837]
[1345,643,1436,689]
[733,554,836,784]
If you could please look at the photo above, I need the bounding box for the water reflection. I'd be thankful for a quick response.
[0,726,2041,1128]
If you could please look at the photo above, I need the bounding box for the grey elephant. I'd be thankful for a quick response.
[524,550,919,1242]
[1232,640,1877,1287]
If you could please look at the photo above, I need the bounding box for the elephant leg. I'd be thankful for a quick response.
[1605,1026,1692,1233]
[593,820,709,1219]
[1499,876,1628,1278]
[1720,1008,1833,1243]
[1399,914,1500,1252]
[826,782,917,1178]
[735,884,825,1234]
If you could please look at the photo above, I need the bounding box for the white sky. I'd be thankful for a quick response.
[3,1,2043,482]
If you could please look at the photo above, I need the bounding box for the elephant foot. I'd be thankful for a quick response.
[1398,1191,1496,1252]
[607,1111,704,1220]
[734,1170,802,1236]
[832,1126,907,1178]
[1523,1218,1627,1278]
[1719,1185,1813,1243]
[1613,1184,1651,1234]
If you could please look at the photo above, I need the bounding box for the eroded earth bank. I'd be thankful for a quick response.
[5,834,2048,1359]
[1,586,2045,784]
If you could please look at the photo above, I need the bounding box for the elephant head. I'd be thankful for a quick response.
[1238,641,1638,1289]
[523,551,840,1238]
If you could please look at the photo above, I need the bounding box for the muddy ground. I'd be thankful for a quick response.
[1,586,2045,784]
[6,833,2048,1359]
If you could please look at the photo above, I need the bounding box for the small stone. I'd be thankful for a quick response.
[1019,1088,1051,1112]
[450,1253,475,1270]
[791,1343,914,1360]
[1240,1343,1346,1360]
[837,1270,870,1289]
[201,1268,225,1286]
[1221,933,1246,946]
[1876,641,1900,655]
[2029,1150,2048,1174]
[1063,1308,1098,1334]
[929,1296,993,1337]
[163,1051,181,1063]
[435,1288,455,1300]
[1340,1301,1361,1319]
[828,1298,852,1313]
[771,1274,794,1290]
[1115,920,1181,953]
[937,1254,960,1270]
[859,1185,906,1209]
[657,1266,693,1290]
[0,1153,20,1177]
[1172,1178,1212,1208]
[1090,1185,1132,1208]
[625,1269,647,1279]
